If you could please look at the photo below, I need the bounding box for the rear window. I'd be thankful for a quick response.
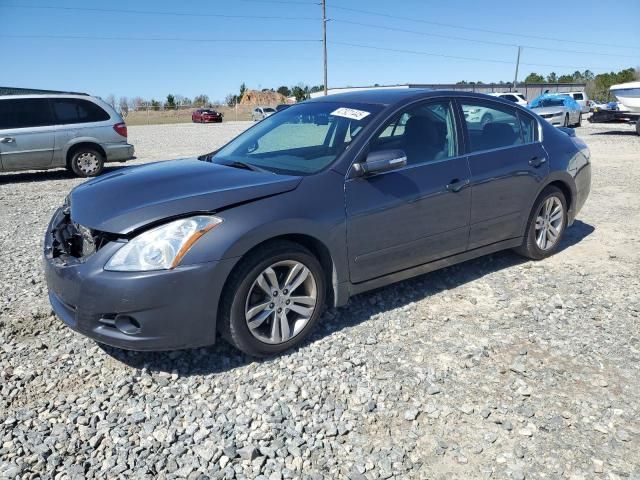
[0,98,52,129]
[51,99,110,125]
[572,93,584,100]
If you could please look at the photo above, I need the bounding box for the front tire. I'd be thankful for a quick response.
[514,186,568,260]
[70,149,104,177]
[219,241,326,357]
[563,114,570,127]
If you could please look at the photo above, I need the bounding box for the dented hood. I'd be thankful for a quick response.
[70,159,301,234]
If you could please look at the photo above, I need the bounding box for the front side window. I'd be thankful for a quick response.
[370,100,457,166]
[51,99,110,125]
[212,102,382,175]
[461,100,524,152]
[0,98,52,129]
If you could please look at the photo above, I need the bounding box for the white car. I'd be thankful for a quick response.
[488,92,528,107]
[251,106,276,121]
[562,91,590,114]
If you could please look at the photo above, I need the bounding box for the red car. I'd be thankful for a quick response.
[192,109,223,123]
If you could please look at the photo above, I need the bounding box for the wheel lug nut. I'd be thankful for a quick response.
[286,300,290,305]
[273,291,278,296]
[283,289,288,294]
[277,308,282,313]
[269,303,275,309]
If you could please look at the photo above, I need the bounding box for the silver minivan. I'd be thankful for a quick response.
[0,94,134,177]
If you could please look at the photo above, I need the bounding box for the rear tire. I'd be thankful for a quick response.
[70,148,104,177]
[514,186,568,260]
[576,113,582,127]
[219,241,326,357]
[563,114,569,127]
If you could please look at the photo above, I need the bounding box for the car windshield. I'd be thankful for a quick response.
[530,97,565,108]
[212,102,382,175]
[202,110,216,114]
[263,108,276,113]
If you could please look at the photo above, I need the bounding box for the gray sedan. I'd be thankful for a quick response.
[44,90,591,356]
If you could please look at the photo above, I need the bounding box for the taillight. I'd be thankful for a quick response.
[113,122,127,138]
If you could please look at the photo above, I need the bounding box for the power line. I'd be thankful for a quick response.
[235,0,318,4]
[1,4,318,21]
[0,34,321,43]
[331,19,640,59]
[329,5,640,51]
[328,41,616,71]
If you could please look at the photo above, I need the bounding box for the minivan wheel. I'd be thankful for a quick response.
[514,186,567,260]
[219,241,326,357]
[70,149,104,177]
[563,114,570,127]
[576,113,582,127]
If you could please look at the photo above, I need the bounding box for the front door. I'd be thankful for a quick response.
[346,99,472,284]
[458,98,549,249]
[0,98,55,170]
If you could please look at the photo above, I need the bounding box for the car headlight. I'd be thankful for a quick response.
[105,215,222,272]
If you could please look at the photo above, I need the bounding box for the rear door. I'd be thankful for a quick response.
[457,98,548,249]
[50,97,113,157]
[0,98,55,170]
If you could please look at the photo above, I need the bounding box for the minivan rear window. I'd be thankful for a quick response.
[0,98,52,129]
[51,99,110,124]
[573,93,584,100]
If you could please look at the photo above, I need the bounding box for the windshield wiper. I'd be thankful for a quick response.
[221,160,269,173]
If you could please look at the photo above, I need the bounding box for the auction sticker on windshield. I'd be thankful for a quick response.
[331,107,371,121]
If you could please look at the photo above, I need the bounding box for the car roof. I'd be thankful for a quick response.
[0,93,95,101]
[306,88,515,106]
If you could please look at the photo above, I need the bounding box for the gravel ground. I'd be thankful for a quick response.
[1,120,639,479]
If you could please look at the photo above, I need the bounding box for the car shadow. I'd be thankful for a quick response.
[589,130,638,136]
[0,165,129,185]
[101,220,595,375]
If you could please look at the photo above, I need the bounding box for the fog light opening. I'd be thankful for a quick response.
[114,315,141,335]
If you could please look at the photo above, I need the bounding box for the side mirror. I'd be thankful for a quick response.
[353,149,407,176]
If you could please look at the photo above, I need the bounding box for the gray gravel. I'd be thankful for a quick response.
[1,120,640,479]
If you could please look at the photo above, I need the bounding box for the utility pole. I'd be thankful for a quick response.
[322,0,328,96]
[513,46,522,91]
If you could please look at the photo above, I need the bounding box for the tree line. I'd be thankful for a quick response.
[104,67,638,113]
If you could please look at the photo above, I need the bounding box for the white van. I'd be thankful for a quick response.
[562,91,590,114]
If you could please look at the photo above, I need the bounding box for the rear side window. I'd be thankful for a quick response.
[51,99,110,125]
[502,94,518,102]
[0,98,53,129]
[518,111,538,143]
[461,100,523,152]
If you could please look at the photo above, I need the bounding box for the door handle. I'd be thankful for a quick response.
[446,178,469,193]
[528,156,547,168]
[0,137,15,143]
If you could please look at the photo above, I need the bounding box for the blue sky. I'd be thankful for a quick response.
[1,0,638,102]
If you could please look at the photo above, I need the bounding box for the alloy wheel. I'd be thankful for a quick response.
[534,196,564,250]
[244,260,318,344]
